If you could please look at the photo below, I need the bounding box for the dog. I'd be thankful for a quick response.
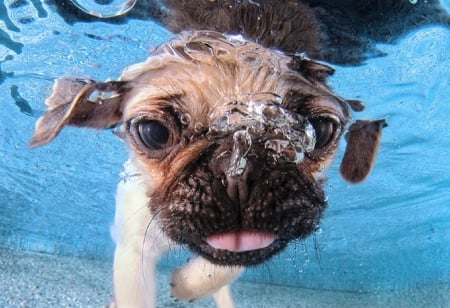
[30,1,390,307]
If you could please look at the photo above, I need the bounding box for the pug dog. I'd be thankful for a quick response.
[30,1,387,307]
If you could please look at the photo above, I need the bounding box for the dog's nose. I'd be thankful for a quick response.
[223,130,252,203]
[224,162,252,204]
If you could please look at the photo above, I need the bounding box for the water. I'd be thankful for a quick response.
[0,1,449,306]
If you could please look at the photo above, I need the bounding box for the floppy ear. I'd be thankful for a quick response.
[340,119,387,183]
[346,99,365,112]
[29,78,129,147]
[290,56,335,85]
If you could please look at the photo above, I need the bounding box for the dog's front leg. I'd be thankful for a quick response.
[111,160,171,308]
[113,240,161,308]
[211,285,237,308]
[171,256,244,307]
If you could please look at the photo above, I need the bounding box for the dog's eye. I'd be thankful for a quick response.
[137,120,171,150]
[310,117,335,149]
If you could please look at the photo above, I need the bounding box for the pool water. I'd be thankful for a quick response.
[0,1,449,307]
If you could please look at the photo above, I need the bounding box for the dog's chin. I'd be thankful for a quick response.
[188,231,288,266]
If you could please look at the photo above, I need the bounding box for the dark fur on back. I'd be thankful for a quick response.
[50,0,449,65]
[161,0,328,61]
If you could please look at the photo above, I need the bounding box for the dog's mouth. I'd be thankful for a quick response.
[186,230,288,266]
[206,231,276,252]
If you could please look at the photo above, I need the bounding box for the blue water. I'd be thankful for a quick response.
[0,0,449,299]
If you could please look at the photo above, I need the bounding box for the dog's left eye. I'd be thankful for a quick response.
[137,120,171,150]
[310,117,336,149]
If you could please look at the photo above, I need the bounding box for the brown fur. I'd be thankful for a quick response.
[341,119,388,183]
[163,0,328,59]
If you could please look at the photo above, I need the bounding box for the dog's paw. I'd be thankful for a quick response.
[170,269,208,302]
[170,256,244,302]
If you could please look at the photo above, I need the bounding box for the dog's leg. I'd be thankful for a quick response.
[211,285,236,308]
[171,256,244,307]
[111,159,171,308]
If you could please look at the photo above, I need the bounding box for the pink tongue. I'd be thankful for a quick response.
[206,231,276,252]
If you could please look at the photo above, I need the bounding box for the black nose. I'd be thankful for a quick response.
[211,139,267,205]
[213,130,254,204]
[223,159,253,204]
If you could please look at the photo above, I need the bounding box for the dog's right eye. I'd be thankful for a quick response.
[137,120,171,150]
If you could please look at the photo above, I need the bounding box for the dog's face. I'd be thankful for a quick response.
[30,31,384,266]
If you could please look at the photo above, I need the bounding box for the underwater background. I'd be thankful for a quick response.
[0,0,449,307]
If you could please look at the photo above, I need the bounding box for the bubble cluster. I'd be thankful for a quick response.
[209,93,316,171]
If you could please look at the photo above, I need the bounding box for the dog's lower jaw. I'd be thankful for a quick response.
[188,238,287,267]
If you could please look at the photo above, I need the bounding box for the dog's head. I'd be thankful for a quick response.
[30,31,385,266]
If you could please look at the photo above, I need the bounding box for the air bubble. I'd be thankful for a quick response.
[179,114,191,126]
[209,93,316,165]
[70,0,136,18]
[226,34,247,46]
[87,88,120,103]
[227,130,252,177]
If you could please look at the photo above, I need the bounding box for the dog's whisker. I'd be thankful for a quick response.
[142,207,166,250]
[259,259,276,285]
[141,207,167,291]
[283,239,310,275]
[312,234,323,268]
